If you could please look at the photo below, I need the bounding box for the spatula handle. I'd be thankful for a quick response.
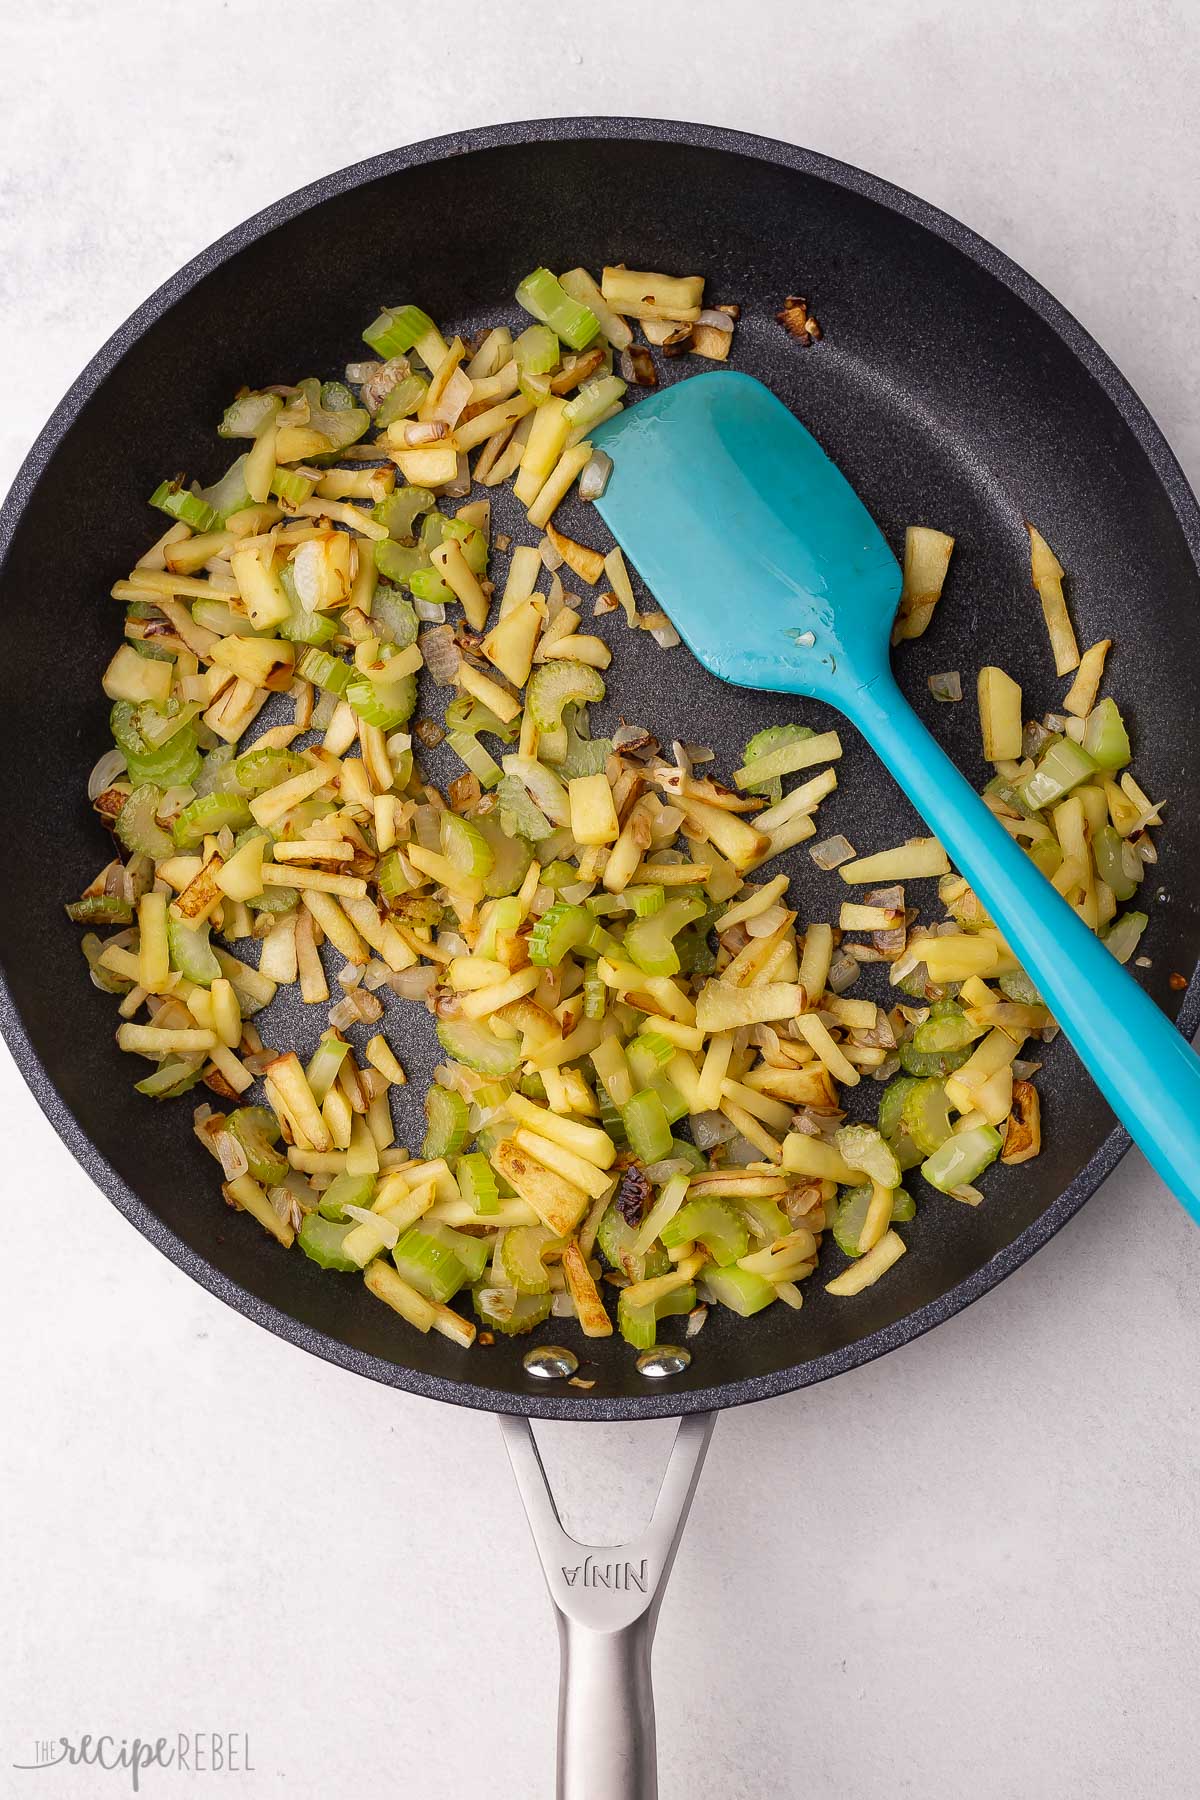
[848,671,1200,1221]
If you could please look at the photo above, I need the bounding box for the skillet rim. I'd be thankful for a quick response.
[2,115,1197,1422]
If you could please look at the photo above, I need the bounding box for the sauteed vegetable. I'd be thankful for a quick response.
[69,264,1161,1362]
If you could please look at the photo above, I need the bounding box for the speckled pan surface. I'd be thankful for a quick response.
[2,118,1199,1422]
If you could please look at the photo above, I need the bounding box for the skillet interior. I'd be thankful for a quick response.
[3,120,1199,1419]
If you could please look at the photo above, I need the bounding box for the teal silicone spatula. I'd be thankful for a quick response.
[592,369,1200,1222]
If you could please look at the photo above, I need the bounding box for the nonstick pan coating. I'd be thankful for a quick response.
[3,119,1199,1420]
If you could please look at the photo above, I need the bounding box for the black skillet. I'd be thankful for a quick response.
[3,119,1199,1797]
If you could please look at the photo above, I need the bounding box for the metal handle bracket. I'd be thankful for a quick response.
[500,1411,715,1800]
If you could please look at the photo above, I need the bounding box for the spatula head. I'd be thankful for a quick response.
[592,371,901,704]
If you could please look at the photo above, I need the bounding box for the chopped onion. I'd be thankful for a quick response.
[690,1109,737,1149]
[696,308,735,333]
[1013,1058,1043,1079]
[683,743,715,765]
[213,1131,249,1181]
[538,534,564,571]
[362,958,392,990]
[642,1158,693,1184]
[725,1135,764,1166]
[579,450,613,501]
[613,722,654,751]
[311,687,338,730]
[928,670,962,703]
[345,360,381,384]
[413,598,446,623]
[809,834,856,871]
[444,453,471,497]
[746,905,789,938]
[826,951,860,992]
[419,625,461,686]
[344,1202,399,1248]
[650,622,681,649]
[389,965,437,1000]
[551,1292,578,1318]
[337,963,365,990]
[871,1053,901,1082]
[686,1304,709,1337]
[88,747,126,801]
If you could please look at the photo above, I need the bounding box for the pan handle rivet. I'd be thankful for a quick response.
[523,1344,579,1380]
[636,1346,691,1378]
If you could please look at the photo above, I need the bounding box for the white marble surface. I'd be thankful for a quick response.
[3,4,1200,1795]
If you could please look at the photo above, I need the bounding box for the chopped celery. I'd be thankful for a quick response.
[374,541,430,586]
[899,1079,956,1156]
[737,1194,791,1240]
[298,1214,360,1272]
[305,1036,352,1101]
[739,723,813,801]
[617,1282,696,1349]
[623,895,707,978]
[440,813,494,882]
[115,785,174,859]
[514,324,561,373]
[500,1225,561,1294]
[583,975,607,1020]
[345,671,417,730]
[167,917,221,987]
[562,375,627,432]
[149,479,217,533]
[422,1085,471,1159]
[1082,697,1132,770]
[526,662,605,731]
[921,1124,1003,1193]
[373,374,428,427]
[457,1152,500,1216]
[227,1106,289,1185]
[473,815,535,897]
[172,791,253,849]
[441,517,488,576]
[910,1006,978,1055]
[409,565,455,606]
[621,1090,673,1163]
[623,885,666,919]
[472,1285,553,1336]
[219,391,282,438]
[446,730,502,789]
[1020,739,1097,810]
[890,1189,918,1223]
[516,268,599,350]
[833,1124,901,1189]
[701,1265,776,1318]
[1093,824,1141,902]
[877,1074,925,1143]
[529,902,593,967]
[832,1185,872,1256]
[374,485,436,543]
[371,589,420,648]
[318,1171,376,1221]
[1103,910,1149,965]
[596,1203,671,1282]
[296,645,352,695]
[67,895,134,926]
[363,305,441,361]
[999,970,1043,1005]
[898,1026,974,1079]
[660,1198,749,1267]
[135,1056,206,1099]
[234,746,307,794]
[496,775,556,844]
[393,1221,489,1303]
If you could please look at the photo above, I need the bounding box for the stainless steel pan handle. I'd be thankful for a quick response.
[500,1411,716,1800]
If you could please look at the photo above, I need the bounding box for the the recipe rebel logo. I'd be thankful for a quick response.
[12,1733,254,1790]
[561,1556,648,1593]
